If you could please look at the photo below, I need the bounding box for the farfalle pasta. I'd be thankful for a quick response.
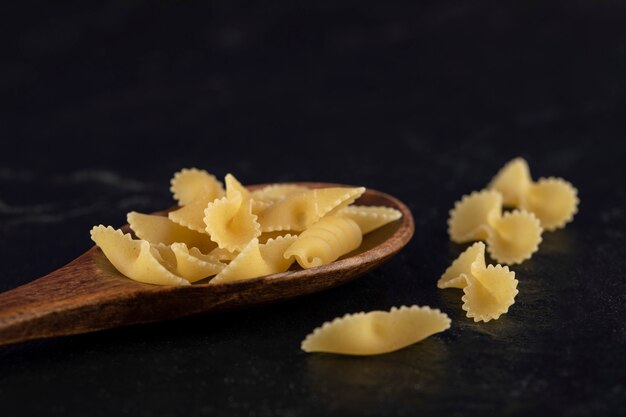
[488,158,579,231]
[448,190,543,264]
[90,226,190,286]
[90,169,403,286]
[438,242,519,322]
[301,305,450,356]
[203,174,261,252]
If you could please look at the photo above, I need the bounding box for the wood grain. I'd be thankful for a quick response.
[0,183,414,346]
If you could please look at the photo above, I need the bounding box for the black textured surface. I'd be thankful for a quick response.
[2,1,626,416]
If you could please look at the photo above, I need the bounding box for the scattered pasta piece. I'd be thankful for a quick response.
[284,216,363,269]
[488,158,579,230]
[90,226,190,286]
[337,205,402,234]
[257,187,365,232]
[523,177,579,231]
[301,305,450,356]
[448,190,502,243]
[437,242,485,289]
[486,210,543,265]
[210,235,297,284]
[438,242,518,322]
[127,211,216,254]
[488,158,532,207]
[204,174,261,251]
[462,265,519,322]
[448,191,542,264]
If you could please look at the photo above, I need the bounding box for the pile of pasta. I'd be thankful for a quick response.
[441,157,579,322]
[90,169,403,286]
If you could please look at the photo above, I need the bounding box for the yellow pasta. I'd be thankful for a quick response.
[203,174,261,251]
[127,211,216,254]
[170,168,225,206]
[257,187,366,232]
[437,242,485,289]
[337,205,402,234]
[91,170,399,287]
[488,158,579,230]
[488,158,532,207]
[301,305,450,356]
[284,216,362,269]
[168,169,226,233]
[90,226,190,286]
[486,209,543,265]
[150,243,225,283]
[447,190,543,264]
[438,242,519,322]
[210,235,297,284]
[168,195,216,233]
[462,265,519,322]
[448,190,502,243]
[251,184,308,203]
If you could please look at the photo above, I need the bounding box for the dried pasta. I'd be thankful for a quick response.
[170,168,225,206]
[127,211,216,254]
[168,168,226,233]
[448,190,543,264]
[90,226,190,286]
[337,205,402,234]
[257,187,366,232]
[91,170,403,287]
[151,243,225,283]
[284,216,362,269]
[301,305,450,356]
[203,174,261,251]
[210,235,297,284]
[488,158,579,231]
[438,242,519,322]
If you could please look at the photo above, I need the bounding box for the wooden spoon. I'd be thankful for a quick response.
[0,183,414,346]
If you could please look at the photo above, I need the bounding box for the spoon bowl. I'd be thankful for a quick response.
[0,183,414,346]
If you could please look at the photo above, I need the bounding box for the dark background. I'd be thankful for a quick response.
[1,1,626,416]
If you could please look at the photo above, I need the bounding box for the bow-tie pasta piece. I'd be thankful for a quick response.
[251,184,308,203]
[448,190,502,243]
[127,212,217,254]
[488,158,532,207]
[90,226,190,286]
[168,195,216,233]
[301,305,451,356]
[522,177,579,231]
[168,169,226,233]
[438,243,519,322]
[437,242,486,289]
[210,235,297,284]
[257,187,366,232]
[170,168,225,206]
[284,216,362,269]
[337,206,402,234]
[202,173,261,251]
[488,158,579,230]
[487,210,542,265]
[462,264,519,322]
